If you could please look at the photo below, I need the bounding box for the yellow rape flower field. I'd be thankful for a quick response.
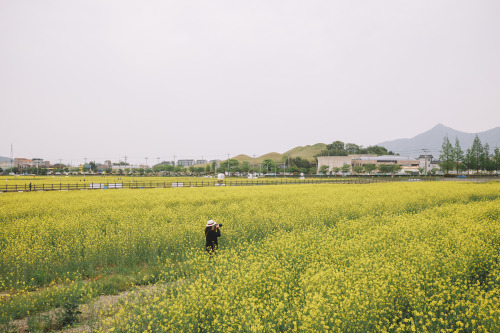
[1,182,499,332]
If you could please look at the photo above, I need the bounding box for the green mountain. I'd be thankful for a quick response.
[229,143,327,163]
[283,143,327,161]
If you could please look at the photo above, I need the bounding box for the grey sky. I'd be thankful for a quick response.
[1,0,499,164]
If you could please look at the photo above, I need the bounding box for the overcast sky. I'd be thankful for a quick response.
[1,0,499,164]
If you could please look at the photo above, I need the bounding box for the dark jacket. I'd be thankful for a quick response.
[205,228,221,248]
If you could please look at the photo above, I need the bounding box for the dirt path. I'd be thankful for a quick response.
[10,281,185,333]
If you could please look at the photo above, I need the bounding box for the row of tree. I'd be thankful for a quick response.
[213,156,317,175]
[318,163,429,175]
[319,141,395,156]
[439,135,500,174]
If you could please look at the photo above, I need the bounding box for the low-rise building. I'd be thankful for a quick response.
[317,154,421,174]
[14,158,50,169]
[418,155,440,173]
[317,155,376,173]
[177,159,195,167]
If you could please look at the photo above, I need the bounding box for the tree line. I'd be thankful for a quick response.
[439,135,500,174]
[319,141,395,156]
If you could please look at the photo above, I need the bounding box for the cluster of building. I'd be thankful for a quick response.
[317,154,440,174]
[96,159,217,172]
[1,157,218,171]
[0,158,52,169]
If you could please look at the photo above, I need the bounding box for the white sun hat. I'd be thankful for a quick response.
[206,220,216,227]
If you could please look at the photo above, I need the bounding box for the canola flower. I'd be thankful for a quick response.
[0,181,499,331]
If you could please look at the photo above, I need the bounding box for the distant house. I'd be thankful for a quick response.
[14,158,32,168]
[418,155,440,173]
[196,160,208,165]
[177,159,195,167]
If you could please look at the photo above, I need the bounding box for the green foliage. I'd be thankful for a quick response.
[341,164,351,173]
[439,136,454,173]
[89,161,98,172]
[217,159,240,174]
[57,299,82,328]
[389,164,402,174]
[494,147,500,172]
[319,165,329,174]
[353,166,364,174]
[453,138,465,174]
[378,164,390,174]
[320,140,394,157]
[290,157,311,169]
[363,163,376,174]
[261,159,276,173]
[241,161,250,173]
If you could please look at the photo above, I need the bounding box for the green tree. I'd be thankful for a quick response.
[389,164,402,175]
[452,137,464,174]
[217,159,240,174]
[205,165,211,173]
[322,141,347,156]
[438,136,454,173]
[290,157,311,169]
[261,159,276,174]
[363,163,376,174]
[378,164,390,174]
[493,147,500,172]
[241,161,250,174]
[89,161,98,172]
[345,143,360,154]
[319,165,329,174]
[353,166,364,174]
[465,135,483,174]
[211,161,217,173]
[331,167,340,174]
[481,143,493,172]
[341,164,351,173]
[364,145,394,155]
[418,167,424,175]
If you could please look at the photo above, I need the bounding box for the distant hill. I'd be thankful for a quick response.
[231,154,254,163]
[377,124,500,157]
[228,144,326,163]
[0,156,12,163]
[283,143,326,161]
[257,152,283,163]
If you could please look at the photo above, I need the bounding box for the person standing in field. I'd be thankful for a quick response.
[205,220,221,255]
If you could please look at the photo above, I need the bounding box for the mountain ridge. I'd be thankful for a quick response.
[377,124,500,156]
[3,125,499,165]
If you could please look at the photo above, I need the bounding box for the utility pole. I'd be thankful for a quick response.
[423,148,428,176]
[157,157,160,165]
[174,154,176,166]
[227,153,230,175]
[124,155,127,164]
[145,157,148,168]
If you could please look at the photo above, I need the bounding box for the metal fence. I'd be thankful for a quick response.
[0,176,496,193]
